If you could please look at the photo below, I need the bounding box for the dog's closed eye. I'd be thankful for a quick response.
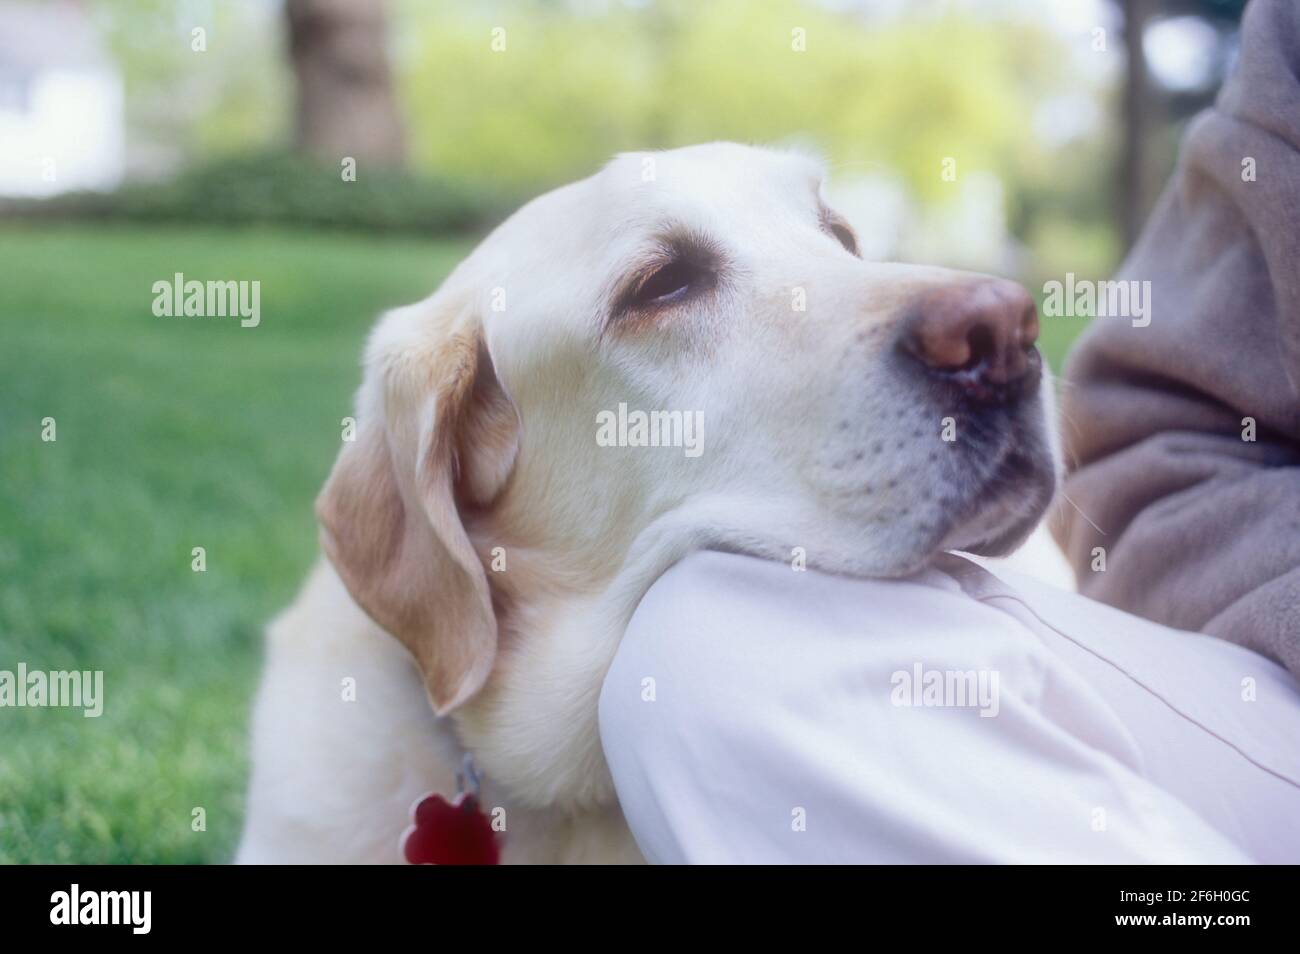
[615,237,720,321]
[635,259,709,306]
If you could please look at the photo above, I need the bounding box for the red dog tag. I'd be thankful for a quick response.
[401,792,501,865]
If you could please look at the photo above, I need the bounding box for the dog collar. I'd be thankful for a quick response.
[401,754,501,865]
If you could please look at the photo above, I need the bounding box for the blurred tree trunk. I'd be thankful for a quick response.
[285,0,405,168]
[1120,0,1158,252]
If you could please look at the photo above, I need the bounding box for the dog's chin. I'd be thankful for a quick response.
[936,454,1057,558]
[797,458,1056,581]
[941,505,1042,557]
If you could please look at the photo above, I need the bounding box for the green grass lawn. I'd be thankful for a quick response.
[0,224,1087,864]
[0,224,468,863]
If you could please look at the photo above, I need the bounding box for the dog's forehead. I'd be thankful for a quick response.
[485,142,823,247]
[600,143,824,221]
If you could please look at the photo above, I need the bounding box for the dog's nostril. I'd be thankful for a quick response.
[898,278,1040,403]
[964,324,996,371]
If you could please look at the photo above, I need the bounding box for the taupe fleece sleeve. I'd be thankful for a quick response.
[1053,0,1300,677]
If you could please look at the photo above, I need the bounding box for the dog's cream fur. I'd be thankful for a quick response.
[237,143,1057,864]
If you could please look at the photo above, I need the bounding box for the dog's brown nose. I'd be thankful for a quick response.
[899,279,1040,402]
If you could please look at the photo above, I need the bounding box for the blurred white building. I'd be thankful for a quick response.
[0,1,124,197]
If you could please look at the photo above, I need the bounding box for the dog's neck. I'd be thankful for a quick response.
[454,494,794,813]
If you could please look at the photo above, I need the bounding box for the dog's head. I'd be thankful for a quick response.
[316,143,1057,802]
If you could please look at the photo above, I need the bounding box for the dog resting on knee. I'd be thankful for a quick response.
[237,142,1058,864]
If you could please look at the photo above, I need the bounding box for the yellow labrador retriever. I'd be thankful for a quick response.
[237,143,1056,863]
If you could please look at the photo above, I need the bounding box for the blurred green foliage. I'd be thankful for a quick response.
[4,152,522,235]
[405,1,1037,198]
[89,0,288,161]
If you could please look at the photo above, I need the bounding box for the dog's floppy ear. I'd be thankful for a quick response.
[316,295,519,715]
